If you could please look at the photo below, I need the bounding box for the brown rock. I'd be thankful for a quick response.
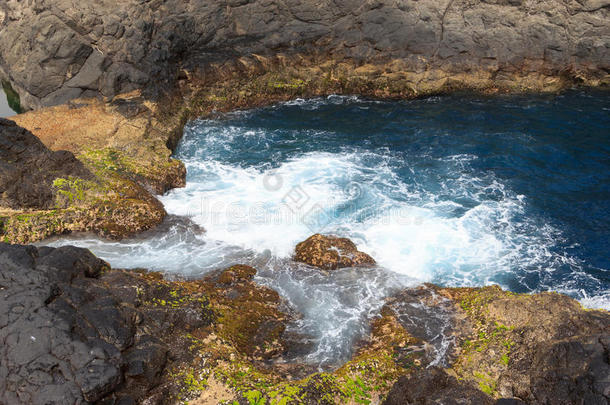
[0,118,92,209]
[294,233,376,270]
[382,285,610,405]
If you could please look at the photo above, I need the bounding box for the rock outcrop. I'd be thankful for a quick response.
[0,242,295,404]
[1,0,609,110]
[294,233,376,270]
[0,93,187,244]
[380,285,610,405]
[0,118,91,209]
[1,243,608,404]
[383,367,496,405]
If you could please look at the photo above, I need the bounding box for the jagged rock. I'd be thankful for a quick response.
[0,243,295,404]
[380,285,610,405]
[0,118,91,209]
[0,0,608,109]
[382,367,494,405]
[200,265,291,360]
[294,233,376,270]
[0,100,182,244]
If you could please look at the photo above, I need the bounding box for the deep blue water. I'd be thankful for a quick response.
[47,89,610,367]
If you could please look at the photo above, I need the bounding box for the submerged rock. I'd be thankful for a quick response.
[294,233,376,270]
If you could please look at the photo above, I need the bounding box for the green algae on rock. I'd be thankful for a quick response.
[1,79,23,114]
[1,240,608,404]
[378,285,610,404]
[1,93,186,243]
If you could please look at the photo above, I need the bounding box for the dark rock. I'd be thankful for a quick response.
[495,399,526,405]
[0,243,215,404]
[294,233,376,270]
[382,285,610,405]
[383,367,494,405]
[200,265,293,360]
[1,0,608,109]
[0,118,92,209]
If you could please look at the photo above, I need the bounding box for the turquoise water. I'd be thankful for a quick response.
[46,90,610,367]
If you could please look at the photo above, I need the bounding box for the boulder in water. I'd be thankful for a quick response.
[294,233,376,270]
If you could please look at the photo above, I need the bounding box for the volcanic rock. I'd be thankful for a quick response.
[380,285,610,405]
[0,243,295,404]
[0,118,91,209]
[0,0,608,109]
[383,366,495,405]
[294,233,376,270]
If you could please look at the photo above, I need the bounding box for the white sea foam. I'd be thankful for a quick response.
[42,99,609,367]
[158,141,559,291]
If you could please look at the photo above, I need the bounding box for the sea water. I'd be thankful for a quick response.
[44,90,610,367]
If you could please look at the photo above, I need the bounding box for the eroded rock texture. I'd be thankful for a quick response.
[0,242,300,404]
[0,118,91,209]
[0,0,608,109]
[294,233,376,270]
[381,285,610,405]
[0,243,215,404]
[383,366,495,405]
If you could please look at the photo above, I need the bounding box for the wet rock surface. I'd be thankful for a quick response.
[381,285,610,405]
[294,233,376,270]
[1,242,608,404]
[0,118,91,209]
[0,0,608,109]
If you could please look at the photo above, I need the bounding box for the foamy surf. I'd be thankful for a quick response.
[43,94,610,366]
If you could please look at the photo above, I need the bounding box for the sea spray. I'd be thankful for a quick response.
[44,91,610,366]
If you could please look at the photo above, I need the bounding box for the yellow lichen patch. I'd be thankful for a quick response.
[1,92,186,243]
[190,375,235,405]
[436,286,521,398]
[332,307,420,403]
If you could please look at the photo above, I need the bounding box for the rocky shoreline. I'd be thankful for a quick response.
[1,1,609,404]
[1,239,608,404]
[0,0,609,244]
[1,0,609,111]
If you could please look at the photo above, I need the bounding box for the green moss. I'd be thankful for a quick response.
[1,209,73,244]
[52,177,97,206]
[2,80,23,114]
[343,376,371,404]
[80,148,140,175]
[244,390,267,405]
[473,372,496,395]
[170,366,209,402]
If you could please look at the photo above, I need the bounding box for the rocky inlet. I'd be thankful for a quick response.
[0,1,609,404]
[1,238,608,404]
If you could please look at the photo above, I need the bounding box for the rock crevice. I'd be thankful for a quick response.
[0,0,608,110]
